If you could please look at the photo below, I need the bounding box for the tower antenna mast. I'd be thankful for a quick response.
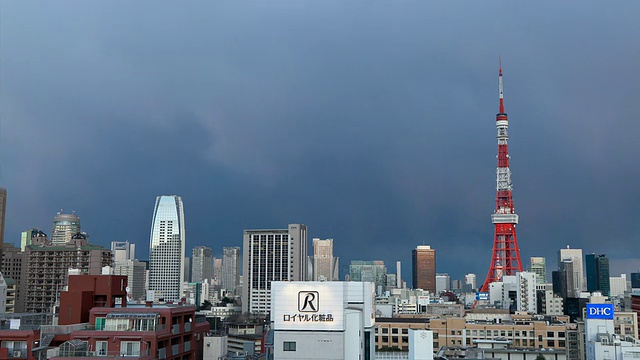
[479,60,523,293]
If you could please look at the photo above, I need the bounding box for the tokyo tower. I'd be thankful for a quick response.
[479,61,523,293]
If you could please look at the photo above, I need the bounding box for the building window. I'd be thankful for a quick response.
[1,341,27,358]
[120,341,141,357]
[283,342,296,351]
[96,341,108,357]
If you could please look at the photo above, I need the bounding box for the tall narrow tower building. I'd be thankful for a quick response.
[412,245,436,293]
[481,62,524,292]
[148,195,185,302]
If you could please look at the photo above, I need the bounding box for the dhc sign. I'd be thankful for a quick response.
[586,303,614,319]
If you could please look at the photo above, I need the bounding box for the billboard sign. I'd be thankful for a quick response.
[586,303,614,319]
[272,282,345,331]
[475,292,489,301]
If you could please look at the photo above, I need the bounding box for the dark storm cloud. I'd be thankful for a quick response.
[1,1,639,282]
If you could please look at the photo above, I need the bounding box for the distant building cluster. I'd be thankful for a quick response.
[1,67,639,359]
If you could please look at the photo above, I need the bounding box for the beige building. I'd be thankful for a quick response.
[375,314,571,352]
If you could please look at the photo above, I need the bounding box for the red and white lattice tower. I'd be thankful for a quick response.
[480,61,523,293]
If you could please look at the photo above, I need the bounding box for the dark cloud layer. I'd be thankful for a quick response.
[2,1,639,282]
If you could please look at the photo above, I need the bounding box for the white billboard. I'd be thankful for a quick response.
[272,282,346,331]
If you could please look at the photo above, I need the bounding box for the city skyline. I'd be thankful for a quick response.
[2,2,640,282]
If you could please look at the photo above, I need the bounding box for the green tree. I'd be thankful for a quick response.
[200,300,213,310]
[535,354,547,360]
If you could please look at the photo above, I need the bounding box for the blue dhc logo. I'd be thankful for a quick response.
[586,303,614,319]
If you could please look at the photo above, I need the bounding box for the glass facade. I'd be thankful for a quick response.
[148,195,185,302]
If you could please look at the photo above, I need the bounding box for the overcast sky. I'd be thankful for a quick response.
[1,1,639,283]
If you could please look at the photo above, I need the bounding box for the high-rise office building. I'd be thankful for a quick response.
[396,261,402,288]
[222,247,240,293]
[349,260,387,293]
[242,224,308,315]
[465,274,477,291]
[310,238,339,281]
[111,241,136,262]
[631,272,640,290]
[148,195,185,302]
[110,241,145,301]
[585,253,610,297]
[558,246,584,292]
[50,211,81,245]
[528,257,547,284]
[213,257,223,285]
[436,273,451,293]
[412,245,436,293]
[192,246,213,283]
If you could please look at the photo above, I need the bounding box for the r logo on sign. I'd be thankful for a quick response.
[298,291,319,312]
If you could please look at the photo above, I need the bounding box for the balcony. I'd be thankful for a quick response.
[171,324,180,335]
[158,348,166,359]
[171,344,179,355]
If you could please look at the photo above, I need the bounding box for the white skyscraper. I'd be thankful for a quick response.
[559,245,584,292]
[242,224,308,315]
[148,195,185,302]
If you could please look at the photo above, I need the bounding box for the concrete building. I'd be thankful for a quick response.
[111,241,136,262]
[222,246,240,294]
[583,303,640,360]
[0,243,26,312]
[412,245,436,293]
[490,272,537,313]
[538,289,564,315]
[528,256,547,284]
[610,274,628,298]
[110,241,145,301]
[435,274,450,294]
[350,260,387,294]
[464,273,477,291]
[113,259,146,301]
[50,211,81,246]
[376,313,571,352]
[0,273,6,313]
[242,224,308,315]
[558,246,584,292]
[270,281,376,359]
[212,257,222,286]
[23,234,112,313]
[192,246,213,283]
[632,292,640,339]
[4,277,16,313]
[309,238,339,281]
[148,195,185,302]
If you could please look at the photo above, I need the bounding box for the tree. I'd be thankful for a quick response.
[535,354,547,360]
[199,300,213,310]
